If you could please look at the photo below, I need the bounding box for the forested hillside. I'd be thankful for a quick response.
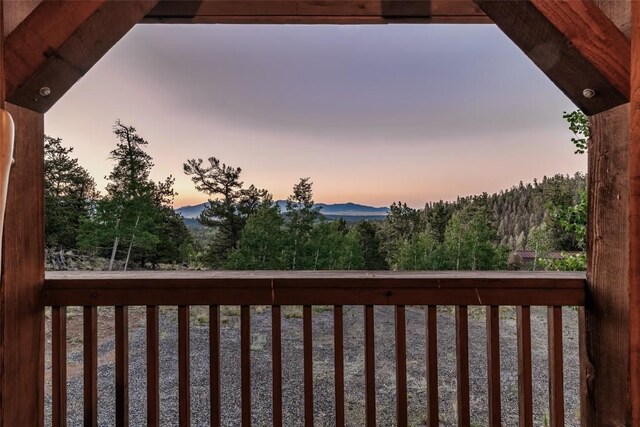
[44,113,587,272]
[431,173,586,252]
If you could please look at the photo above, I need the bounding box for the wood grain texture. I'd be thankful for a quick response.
[115,306,129,427]
[303,305,313,426]
[146,306,160,427]
[516,306,533,427]
[144,0,490,23]
[178,306,190,427]
[43,271,585,307]
[5,0,159,113]
[486,306,501,426]
[84,306,98,427]
[364,305,376,426]
[1,103,44,427]
[0,1,4,103]
[52,306,67,427]
[585,103,630,426]
[592,0,631,38]
[530,0,630,97]
[547,307,564,427]
[334,305,345,427]
[455,306,470,427]
[630,2,640,422]
[210,306,221,427]
[395,305,407,427]
[473,0,629,115]
[241,305,251,427]
[426,305,438,427]
[272,306,282,427]
[3,0,42,36]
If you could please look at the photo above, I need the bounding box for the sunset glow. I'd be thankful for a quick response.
[45,24,585,208]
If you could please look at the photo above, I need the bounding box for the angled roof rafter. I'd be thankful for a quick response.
[4,0,160,113]
[474,0,630,115]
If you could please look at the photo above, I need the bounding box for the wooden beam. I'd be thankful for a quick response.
[629,1,640,424]
[473,0,629,115]
[3,0,42,36]
[43,271,585,307]
[584,103,630,426]
[1,103,45,427]
[143,0,490,24]
[4,0,159,113]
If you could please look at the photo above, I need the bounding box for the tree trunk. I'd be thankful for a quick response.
[108,217,122,271]
[124,212,141,271]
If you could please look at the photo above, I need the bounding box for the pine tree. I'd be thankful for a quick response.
[227,204,288,270]
[354,221,388,270]
[80,121,190,269]
[44,136,98,250]
[183,157,270,268]
[284,178,321,269]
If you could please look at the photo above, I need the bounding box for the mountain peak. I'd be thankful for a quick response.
[175,201,389,219]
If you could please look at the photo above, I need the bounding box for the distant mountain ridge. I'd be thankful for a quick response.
[175,201,390,219]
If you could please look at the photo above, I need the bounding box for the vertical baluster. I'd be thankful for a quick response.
[517,306,533,427]
[426,305,439,427]
[210,306,221,427]
[486,306,501,426]
[178,306,191,426]
[548,306,565,427]
[455,306,470,427]
[52,306,67,427]
[241,305,252,427]
[115,306,129,427]
[334,305,345,427]
[364,305,376,426]
[304,305,314,426]
[84,306,97,427]
[147,306,160,427]
[273,306,282,427]
[395,305,408,427]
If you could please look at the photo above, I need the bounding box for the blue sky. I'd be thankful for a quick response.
[45,24,584,207]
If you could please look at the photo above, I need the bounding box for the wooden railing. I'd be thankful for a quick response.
[43,271,585,427]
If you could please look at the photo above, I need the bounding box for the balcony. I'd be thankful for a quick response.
[44,271,585,426]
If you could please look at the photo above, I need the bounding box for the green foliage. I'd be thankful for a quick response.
[424,202,453,244]
[354,221,388,269]
[284,178,322,269]
[396,229,443,270]
[395,200,507,271]
[442,203,507,271]
[549,190,587,250]
[79,121,193,269]
[543,252,587,271]
[527,223,554,271]
[306,222,364,270]
[44,136,98,250]
[225,177,365,270]
[183,157,270,268]
[379,202,424,268]
[227,204,288,270]
[563,110,590,154]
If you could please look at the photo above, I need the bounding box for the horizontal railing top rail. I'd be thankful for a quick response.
[44,271,586,306]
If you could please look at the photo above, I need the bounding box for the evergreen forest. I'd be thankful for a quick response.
[44,113,589,272]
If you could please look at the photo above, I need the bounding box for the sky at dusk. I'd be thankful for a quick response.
[45,24,585,208]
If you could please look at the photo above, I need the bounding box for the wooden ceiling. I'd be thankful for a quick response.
[2,0,631,116]
[143,0,491,24]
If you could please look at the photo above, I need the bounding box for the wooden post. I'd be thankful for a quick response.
[585,104,630,426]
[0,102,44,426]
[629,1,640,424]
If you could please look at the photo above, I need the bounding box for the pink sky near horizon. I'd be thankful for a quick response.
[45,24,586,209]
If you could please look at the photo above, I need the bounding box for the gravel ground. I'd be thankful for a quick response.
[46,306,580,426]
